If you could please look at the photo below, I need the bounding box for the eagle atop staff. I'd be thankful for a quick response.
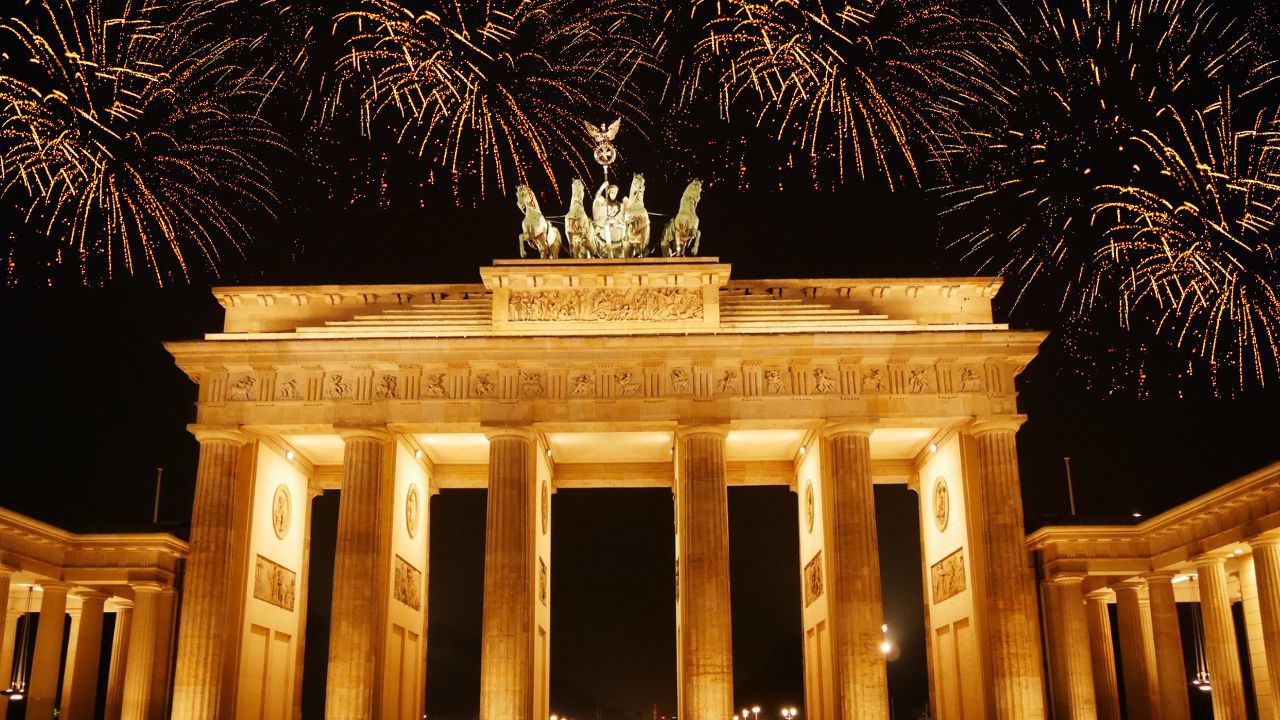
[584,118,621,180]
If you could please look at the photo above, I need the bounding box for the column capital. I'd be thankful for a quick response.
[1085,588,1115,602]
[128,581,166,596]
[37,580,73,593]
[74,589,111,604]
[1047,572,1088,585]
[967,415,1027,436]
[1193,552,1232,567]
[1143,571,1179,584]
[0,563,16,578]
[109,598,135,611]
[821,420,877,438]
[674,424,729,441]
[335,424,392,443]
[482,425,537,443]
[1112,577,1147,593]
[1249,532,1280,550]
[187,424,248,446]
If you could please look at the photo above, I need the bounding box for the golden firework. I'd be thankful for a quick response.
[0,0,284,284]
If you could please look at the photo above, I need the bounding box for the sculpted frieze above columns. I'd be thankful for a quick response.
[207,357,1015,408]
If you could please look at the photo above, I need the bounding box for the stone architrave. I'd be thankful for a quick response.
[172,426,247,720]
[675,426,734,720]
[968,417,1046,719]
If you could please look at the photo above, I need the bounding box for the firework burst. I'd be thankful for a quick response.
[1096,100,1280,390]
[940,0,1269,312]
[335,0,652,200]
[0,0,284,284]
[692,0,999,188]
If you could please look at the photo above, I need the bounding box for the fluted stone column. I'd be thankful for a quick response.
[480,428,538,720]
[1195,556,1248,719]
[1146,574,1190,720]
[171,426,246,720]
[675,426,734,720]
[294,485,322,720]
[1250,536,1280,720]
[62,591,108,720]
[27,581,70,720]
[1044,575,1096,719]
[326,426,394,720]
[1084,591,1122,720]
[1115,582,1157,720]
[104,600,134,720]
[0,567,14,717]
[121,583,164,720]
[821,423,889,718]
[968,417,1046,719]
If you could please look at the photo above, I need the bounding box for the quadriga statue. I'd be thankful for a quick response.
[564,179,594,258]
[660,180,703,257]
[623,174,650,258]
[516,185,561,259]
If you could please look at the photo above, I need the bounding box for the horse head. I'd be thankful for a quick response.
[682,180,702,209]
[630,174,645,203]
[571,178,584,205]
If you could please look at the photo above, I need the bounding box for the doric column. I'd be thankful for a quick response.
[171,425,247,720]
[1043,575,1096,719]
[820,423,888,718]
[1250,536,1280,720]
[1084,591,1122,720]
[326,426,394,719]
[27,580,70,720]
[967,417,1046,719]
[675,426,734,720]
[294,485,322,720]
[1146,574,1190,720]
[480,427,538,720]
[1194,556,1248,720]
[104,600,134,720]
[1114,581,1157,720]
[0,567,15,717]
[62,590,108,720]
[121,583,165,720]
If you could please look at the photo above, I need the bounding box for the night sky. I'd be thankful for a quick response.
[3,0,1280,718]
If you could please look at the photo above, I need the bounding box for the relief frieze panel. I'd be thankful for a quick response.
[253,555,296,611]
[930,548,967,604]
[507,288,704,323]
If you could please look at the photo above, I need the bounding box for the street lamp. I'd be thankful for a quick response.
[781,708,798,719]
[752,706,761,720]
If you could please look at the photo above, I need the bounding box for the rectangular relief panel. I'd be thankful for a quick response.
[393,555,423,611]
[253,555,297,612]
[930,549,967,604]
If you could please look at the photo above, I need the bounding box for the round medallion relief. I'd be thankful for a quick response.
[933,476,950,532]
[540,480,550,535]
[805,482,815,533]
[271,484,291,540]
[406,484,420,539]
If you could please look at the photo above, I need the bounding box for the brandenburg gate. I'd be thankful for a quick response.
[164,258,1048,720]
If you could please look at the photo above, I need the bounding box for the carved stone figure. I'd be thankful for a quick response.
[520,372,545,398]
[813,368,837,393]
[375,375,398,399]
[616,372,641,396]
[570,373,595,396]
[716,370,740,395]
[764,369,786,394]
[423,373,447,398]
[229,376,256,401]
[472,373,496,398]
[623,174,650,257]
[960,367,983,392]
[328,374,352,399]
[564,179,595,258]
[669,368,691,393]
[506,288,704,322]
[661,180,703,257]
[861,369,885,393]
[272,485,291,540]
[592,181,626,257]
[909,368,931,393]
[516,185,561,259]
[276,379,300,400]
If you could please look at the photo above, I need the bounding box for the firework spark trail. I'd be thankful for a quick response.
[940,0,1270,314]
[687,0,999,188]
[1096,99,1280,390]
[336,0,654,200]
[0,0,285,285]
